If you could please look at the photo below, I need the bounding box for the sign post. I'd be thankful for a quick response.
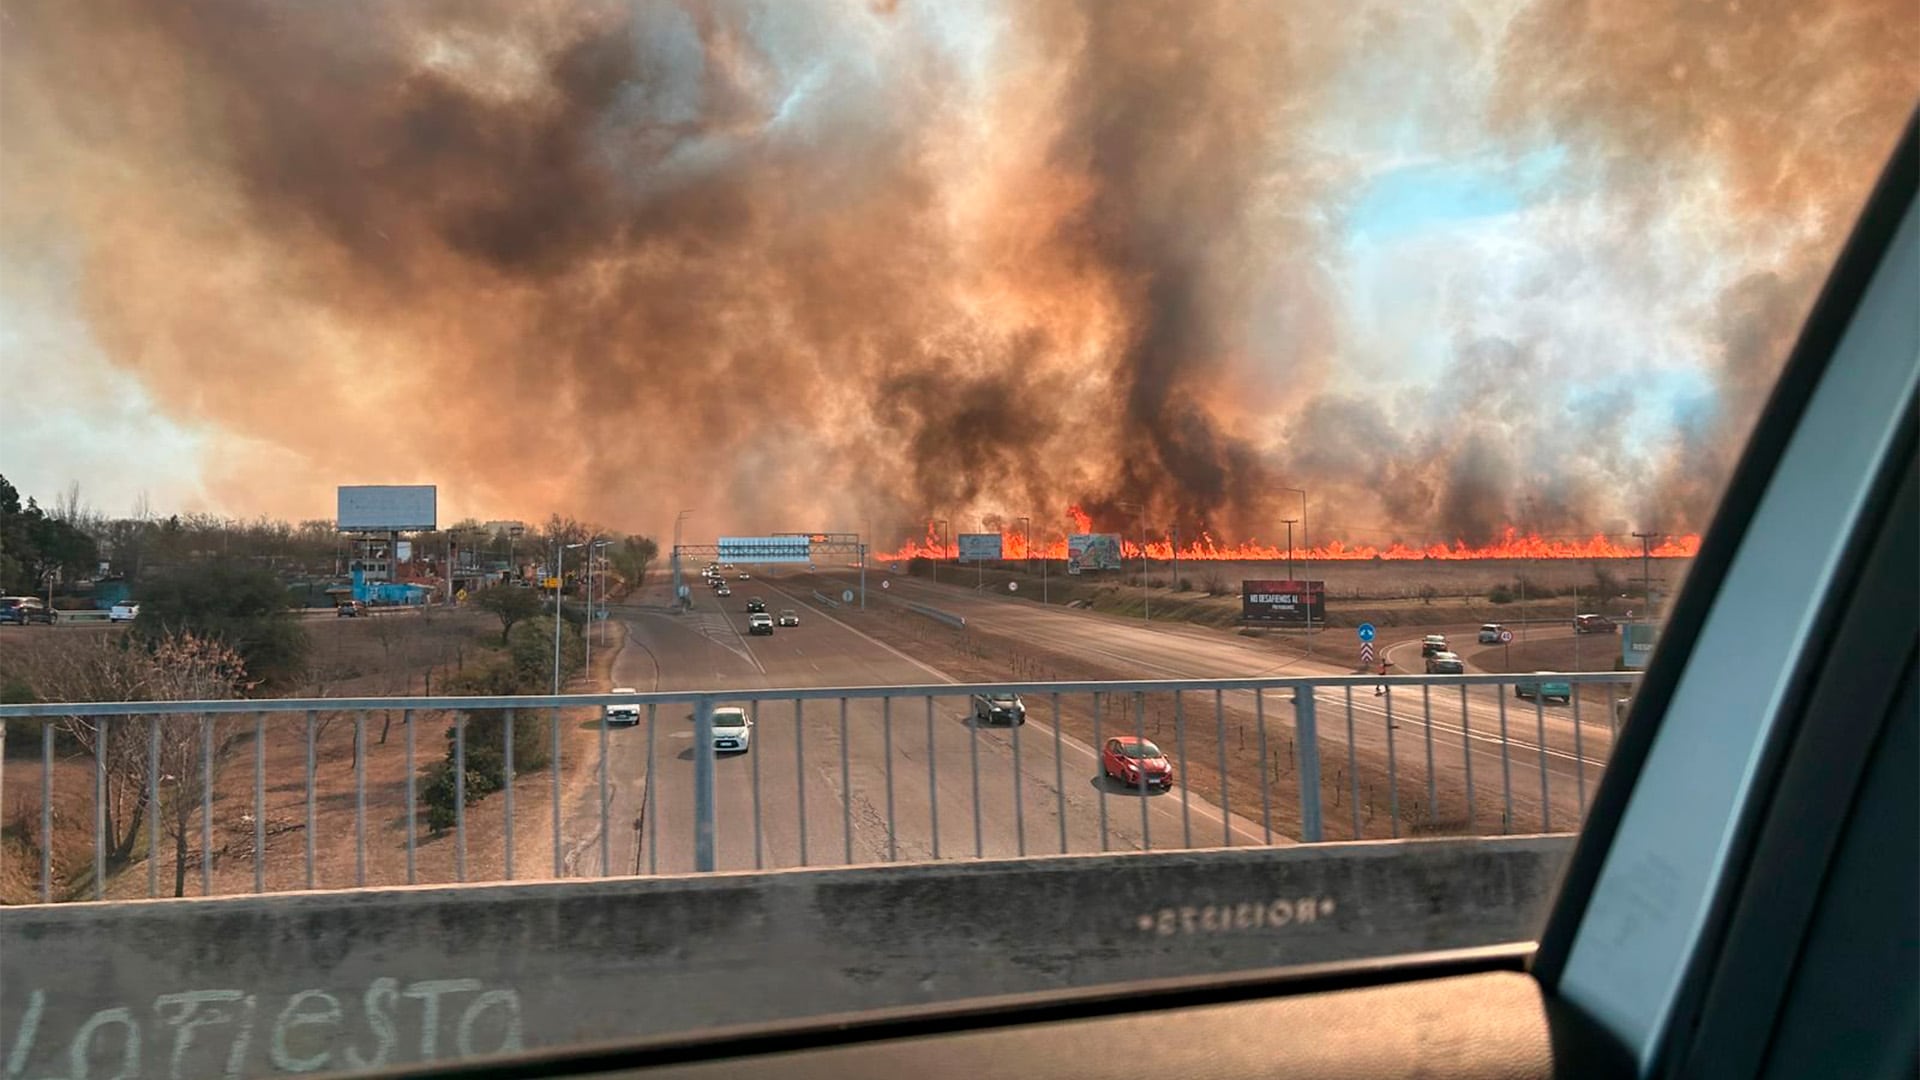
[1358,623,1376,671]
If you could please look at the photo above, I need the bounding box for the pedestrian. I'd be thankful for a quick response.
[1374,659,1390,696]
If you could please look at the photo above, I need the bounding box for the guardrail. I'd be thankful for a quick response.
[811,589,841,608]
[0,672,1636,905]
[49,609,112,624]
[905,600,966,628]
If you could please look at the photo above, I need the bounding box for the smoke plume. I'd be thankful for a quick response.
[1,0,1911,545]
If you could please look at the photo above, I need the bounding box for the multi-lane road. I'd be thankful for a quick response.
[566,567,1629,876]
[568,573,1272,877]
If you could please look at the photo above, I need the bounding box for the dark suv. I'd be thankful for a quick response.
[0,597,53,625]
[1573,613,1617,634]
[746,597,767,613]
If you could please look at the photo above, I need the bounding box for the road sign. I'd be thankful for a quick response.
[881,580,892,590]
[1499,629,1514,644]
[677,585,690,598]
[1360,642,1376,665]
[841,590,855,603]
[1007,581,1019,592]
[596,609,610,621]
[1357,623,1376,642]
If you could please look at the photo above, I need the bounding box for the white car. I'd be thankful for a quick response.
[604,688,641,725]
[1478,623,1506,644]
[711,706,752,753]
[109,602,140,623]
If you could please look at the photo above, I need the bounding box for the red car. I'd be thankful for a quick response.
[1101,736,1174,791]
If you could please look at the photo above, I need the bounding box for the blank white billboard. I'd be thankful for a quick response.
[338,485,437,531]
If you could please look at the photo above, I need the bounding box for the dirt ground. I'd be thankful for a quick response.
[1,608,619,903]
[899,556,1689,633]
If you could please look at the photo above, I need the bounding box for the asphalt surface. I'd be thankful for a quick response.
[830,570,1627,836]
[571,572,1274,878]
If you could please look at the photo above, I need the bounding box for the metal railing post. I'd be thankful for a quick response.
[693,697,716,872]
[1292,687,1322,842]
[503,708,515,881]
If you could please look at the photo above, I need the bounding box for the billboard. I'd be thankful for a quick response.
[337,485,437,531]
[1241,580,1327,624]
[717,536,812,564]
[956,533,1003,562]
[1067,533,1124,573]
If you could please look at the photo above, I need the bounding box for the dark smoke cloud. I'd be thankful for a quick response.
[1,0,1911,546]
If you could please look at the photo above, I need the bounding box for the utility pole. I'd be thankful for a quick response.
[930,519,947,585]
[1118,502,1147,622]
[1282,518,1297,581]
[1171,522,1179,595]
[1632,532,1657,621]
[1280,487,1309,654]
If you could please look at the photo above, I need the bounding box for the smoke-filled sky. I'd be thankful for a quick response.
[2,0,1912,545]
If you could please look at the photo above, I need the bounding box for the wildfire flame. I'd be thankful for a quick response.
[879,510,1700,563]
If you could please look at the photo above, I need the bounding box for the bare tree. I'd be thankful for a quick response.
[143,634,246,897]
[37,632,246,896]
[35,639,160,866]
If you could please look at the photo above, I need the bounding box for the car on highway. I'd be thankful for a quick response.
[1425,651,1465,674]
[336,600,367,617]
[971,691,1026,725]
[715,583,732,597]
[746,597,767,613]
[604,688,641,725]
[777,608,799,627]
[1101,736,1173,791]
[1573,613,1617,634]
[711,706,753,753]
[0,597,52,625]
[108,601,140,622]
[737,571,751,580]
[1514,672,1572,704]
[747,612,774,635]
[1420,634,1448,657]
[1478,622,1507,643]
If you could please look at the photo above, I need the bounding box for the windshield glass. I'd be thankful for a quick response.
[0,3,1910,1074]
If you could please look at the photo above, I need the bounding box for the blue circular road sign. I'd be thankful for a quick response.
[1357,623,1377,642]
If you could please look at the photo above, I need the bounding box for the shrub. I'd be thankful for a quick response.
[1488,584,1515,604]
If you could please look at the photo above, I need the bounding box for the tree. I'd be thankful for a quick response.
[134,562,308,688]
[608,535,659,589]
[474,584,543,644]
[143,634,247,897]
[25,631,245,896]
[0,474,100,595]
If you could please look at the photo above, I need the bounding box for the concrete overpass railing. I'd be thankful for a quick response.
[0,835,1576,1079]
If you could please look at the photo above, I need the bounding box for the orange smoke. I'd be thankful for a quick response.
[880,512,1699,562]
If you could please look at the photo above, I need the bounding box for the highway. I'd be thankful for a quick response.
[817,569,1626,837]
[568,575,1274,878]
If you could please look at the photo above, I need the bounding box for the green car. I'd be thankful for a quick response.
[1514,673,1572,704]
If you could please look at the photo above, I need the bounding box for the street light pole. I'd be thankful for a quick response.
[673,510,691,612]
[930,519,947,585]
[1017,516,1031,578]
[1282,519,1297,581]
